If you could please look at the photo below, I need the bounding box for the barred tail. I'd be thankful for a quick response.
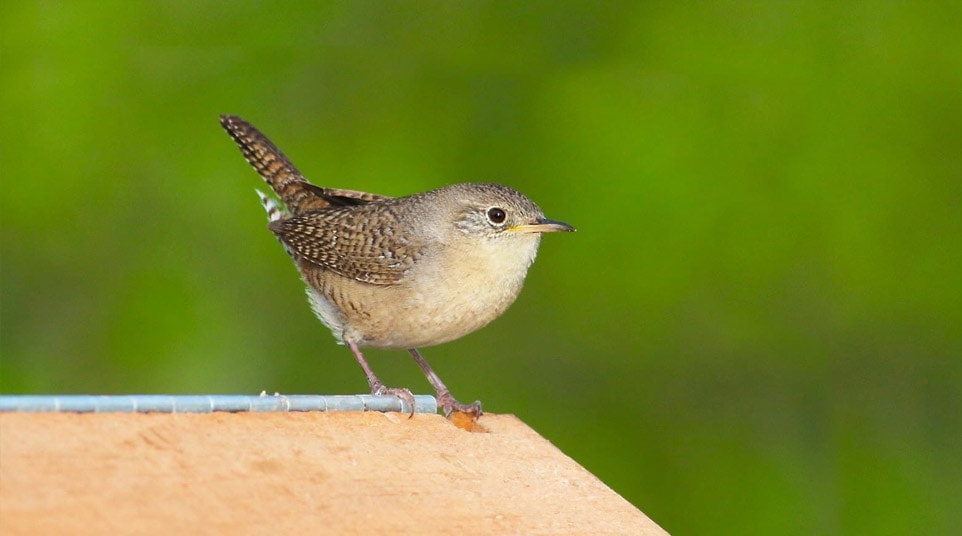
[256,189,298,259]
[256,189,287,222]
[220,114,320,216]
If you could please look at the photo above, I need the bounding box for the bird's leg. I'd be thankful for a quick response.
[408,348,482,418]
[347,340,416,417]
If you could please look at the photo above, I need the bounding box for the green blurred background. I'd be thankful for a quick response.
[2,1,960,533]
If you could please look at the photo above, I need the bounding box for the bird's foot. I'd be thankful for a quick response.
[371,383,417,418]
[437,392,482,419]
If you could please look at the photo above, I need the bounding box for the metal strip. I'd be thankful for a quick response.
[0,394,437,414]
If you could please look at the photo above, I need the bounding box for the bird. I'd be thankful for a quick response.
[220,114,573,419]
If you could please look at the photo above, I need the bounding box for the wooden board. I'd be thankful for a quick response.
[0,412,667,535]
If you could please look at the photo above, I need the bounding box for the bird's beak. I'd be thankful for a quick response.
[508,217,576,234]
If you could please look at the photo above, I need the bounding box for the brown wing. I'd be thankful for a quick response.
[301,183,393,207]
[220,115,393,214]
[268,204,422,285]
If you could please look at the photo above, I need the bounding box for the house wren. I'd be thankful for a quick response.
[220,115,573,419]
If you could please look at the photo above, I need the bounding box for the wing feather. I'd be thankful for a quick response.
[268,204,421,285]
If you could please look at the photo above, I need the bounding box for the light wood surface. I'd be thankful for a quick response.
[0,412,667,535]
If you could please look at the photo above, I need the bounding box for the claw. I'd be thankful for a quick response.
[372,382,417,418]
[438,392,482,419]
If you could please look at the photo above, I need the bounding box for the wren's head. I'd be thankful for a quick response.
[437,183,574,241]
[404,183,574,289]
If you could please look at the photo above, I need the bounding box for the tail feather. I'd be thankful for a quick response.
[256,189,287,223]
[256,189,298,258]
[220,114,323,216]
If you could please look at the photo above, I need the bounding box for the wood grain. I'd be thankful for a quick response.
[0,412,667,535]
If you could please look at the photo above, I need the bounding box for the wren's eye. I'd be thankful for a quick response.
[486,207,507,225]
